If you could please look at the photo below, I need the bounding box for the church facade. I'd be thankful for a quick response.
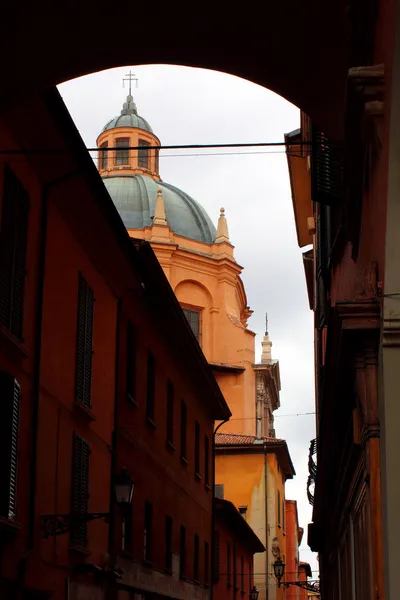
[96,90,302,600]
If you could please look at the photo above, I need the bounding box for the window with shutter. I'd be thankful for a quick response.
[71,433,90,547]
[241,556,244,591]
[213,531,220,582]
[0,165,29,340]
[195,421,200,477]
[75,274,94,409]
[204,541,210,586]
[204,435,210,486]
[310,126,343,206]
[126,320,136,401]
[146,351,155,422]
[194,533,200,581]
[180,525,186,578]
[180,400,187,461]
[165,515,173,571]
[182,308,201,343]
[227,542,232,587]
[0,371,21,520]
[144,501,153,562]
[166,380,174,445]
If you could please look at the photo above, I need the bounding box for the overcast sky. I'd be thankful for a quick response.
[58,65,316,574]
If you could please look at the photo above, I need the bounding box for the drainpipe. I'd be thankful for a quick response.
[211,419,229,600]
[20,169,82,593]
[107,296,122,599]
[264,444,269,600]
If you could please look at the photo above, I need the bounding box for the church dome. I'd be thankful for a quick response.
[103,175,217,244]
[101,94,153,133]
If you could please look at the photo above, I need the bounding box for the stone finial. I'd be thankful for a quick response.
[215,207,230,243]
[153,187,168,226]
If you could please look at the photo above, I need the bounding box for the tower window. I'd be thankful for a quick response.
[115,138,130,166]
[99,141,108,170]
[138,139,150,169]
[155,148,160,174]
[182,308,200,343]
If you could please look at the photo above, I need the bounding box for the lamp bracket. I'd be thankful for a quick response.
[41,512,110,538]
[281,580,320,593]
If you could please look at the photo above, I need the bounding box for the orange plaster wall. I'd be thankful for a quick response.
[215,452,287,600]
[144,236,258,436]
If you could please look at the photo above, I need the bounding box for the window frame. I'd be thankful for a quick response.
[99,141,108,170]
[115,137,130,166]
[182,307,201,344]
[138,139,150,169]
[204,435,210,487]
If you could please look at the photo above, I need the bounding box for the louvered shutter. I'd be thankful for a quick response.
[84,285,94,407]
[71,433,90,547]
[311,126,343,206]
[213,530,220,582]
[11,186,29,339]
[75,274,94,408]
[0,371,21,520]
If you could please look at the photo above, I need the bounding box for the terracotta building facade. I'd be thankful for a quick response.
[0,86,230,600]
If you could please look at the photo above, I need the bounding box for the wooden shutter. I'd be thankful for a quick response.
[0,166,29,338]
[213,531,220,582]
[166,380,174,444]
[194,533,199,581]
[75,274,94,408]
[180,525,186,577]
[195,421,200,475]
[311,126,343,206]
[71,433,90,547]
[204,541,210,585]
[0,371,21,519]
[180,400,187,459]
[204,435,209,486]
[146,351,155,421]
[126,320,136,399]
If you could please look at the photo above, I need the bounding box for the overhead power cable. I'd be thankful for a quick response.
[0,140,311,156]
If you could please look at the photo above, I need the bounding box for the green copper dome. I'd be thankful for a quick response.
[103,175,217,244]
[102,94,153,133]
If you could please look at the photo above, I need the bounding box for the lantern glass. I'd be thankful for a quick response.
[273,558,285,582]
[250,586,259,600]
[114,469,134,505]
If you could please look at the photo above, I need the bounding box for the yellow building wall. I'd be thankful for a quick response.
[216,452,286,600]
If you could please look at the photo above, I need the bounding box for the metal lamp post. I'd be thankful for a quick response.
[273,559,320,594]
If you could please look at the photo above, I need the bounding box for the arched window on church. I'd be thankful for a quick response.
[182,307,201,343]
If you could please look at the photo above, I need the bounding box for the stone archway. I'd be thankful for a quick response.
[1,1,356,138]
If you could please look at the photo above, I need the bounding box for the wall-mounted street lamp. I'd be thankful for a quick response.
[250,586,259,600]
[41,468,134,538]
[273,559,320,594]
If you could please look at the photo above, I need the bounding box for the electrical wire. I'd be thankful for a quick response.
[0,140,311,155]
